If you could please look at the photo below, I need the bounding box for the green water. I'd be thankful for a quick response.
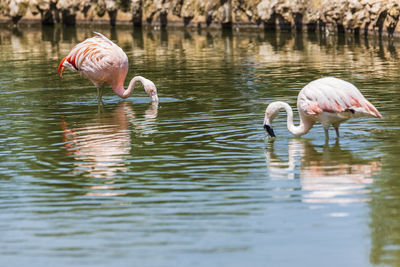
[0,26,399,266]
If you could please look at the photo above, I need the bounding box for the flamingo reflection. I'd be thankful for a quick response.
[61,101,158,181]
[265,139,381,204]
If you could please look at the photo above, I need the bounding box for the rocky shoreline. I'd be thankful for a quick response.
[0,0,399,36]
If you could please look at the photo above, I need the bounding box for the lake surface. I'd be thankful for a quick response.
[0,25,400,266]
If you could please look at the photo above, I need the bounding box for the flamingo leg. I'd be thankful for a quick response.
[332,123,340,138]
[334,126,340,138]
[324,127,329,140]
[97,86,103,102]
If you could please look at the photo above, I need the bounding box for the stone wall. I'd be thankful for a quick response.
[0,0,399,36]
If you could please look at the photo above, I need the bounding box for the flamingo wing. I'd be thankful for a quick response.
[57,32,128,81]
[298,77,382,118]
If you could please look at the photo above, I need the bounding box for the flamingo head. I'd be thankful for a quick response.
[142,78,159,102]
[263,102,281,138]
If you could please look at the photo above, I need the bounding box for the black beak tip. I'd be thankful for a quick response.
[264,124,276,138]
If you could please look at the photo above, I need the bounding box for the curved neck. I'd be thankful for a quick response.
[278,102,313,136]
[112,76,146,99]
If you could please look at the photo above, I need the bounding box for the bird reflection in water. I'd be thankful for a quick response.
[265,139,381,205]
[60,101,158,196]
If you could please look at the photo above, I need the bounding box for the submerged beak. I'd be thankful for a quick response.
[151,94,159,102]
[146,86,158,102]
[264,124,276,138]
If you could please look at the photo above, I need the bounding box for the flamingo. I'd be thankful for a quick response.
[58,32,158,102]
[263,77,382,139]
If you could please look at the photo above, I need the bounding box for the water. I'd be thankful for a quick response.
[0,26,399,266]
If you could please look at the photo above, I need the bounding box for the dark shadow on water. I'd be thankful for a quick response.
[183,30,192,41]
[41,25,59,44]
[61,25,77,42]
[11,26,22,37]
[132,26,144,49]
[109,26,118,41]
[293,31,304,51]
[206,31,214,46]
[160,28,168,46]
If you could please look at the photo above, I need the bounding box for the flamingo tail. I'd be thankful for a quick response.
[364,101,382,119]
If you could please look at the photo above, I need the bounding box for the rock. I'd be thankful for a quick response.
[385,0,399,36]
[1,0,29,24]
[0,0,399,36]
[180,0,196,26]
[131,0,143,26]
[29,0,60,25]
[232,0,262,25]
[57,0,80,25]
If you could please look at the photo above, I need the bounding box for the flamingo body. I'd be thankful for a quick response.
[58,32,158,102]
[263,77,382,139]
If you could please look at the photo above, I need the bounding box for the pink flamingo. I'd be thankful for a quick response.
[263,77,382,139]
[58,32,158,102]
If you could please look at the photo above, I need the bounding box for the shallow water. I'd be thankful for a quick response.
[0,26,400,266]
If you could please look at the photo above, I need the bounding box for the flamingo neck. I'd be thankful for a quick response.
[279,102,313,136]
[111,76,146,99]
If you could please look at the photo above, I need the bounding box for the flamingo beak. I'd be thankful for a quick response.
[264,124,276,138]
[59,66,65,78]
